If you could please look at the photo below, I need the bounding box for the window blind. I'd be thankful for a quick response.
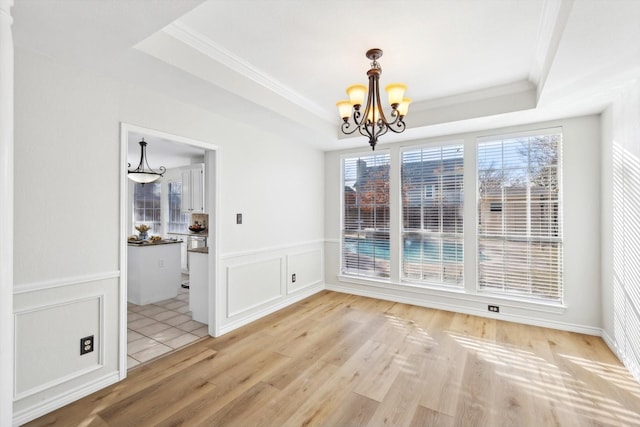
[401,144,464,286]
[342,152,391,279]
[167,180,189,233]
[477,131,563,301]
[133,182,161,234]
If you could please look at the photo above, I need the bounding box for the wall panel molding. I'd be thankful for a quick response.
[287,248,323,294]
[226,257,283,318]
[13,271,120,294]
[14,294,105,399]
[220,239,325,260]
[219,241,324,335]
[12,276,119,425]
[219,283,324,336]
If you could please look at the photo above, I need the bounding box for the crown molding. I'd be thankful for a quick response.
[529,0,575,100]
[163,21,334,122]
[411,80,535,112]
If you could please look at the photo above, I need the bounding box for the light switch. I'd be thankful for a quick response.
[236,213,242,224]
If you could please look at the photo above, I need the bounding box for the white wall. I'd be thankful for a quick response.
[13,48,325,424]
[325,115,602,333]
[601,81,640,383]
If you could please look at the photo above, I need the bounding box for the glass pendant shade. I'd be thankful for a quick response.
[336,100,353,120]
[128,172,162,184]
[366,106,382,123]
[385,83,407,106]
[397,97,412,116]
[346,84,367,106]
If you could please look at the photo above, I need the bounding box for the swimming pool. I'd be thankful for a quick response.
[344,236,463,262]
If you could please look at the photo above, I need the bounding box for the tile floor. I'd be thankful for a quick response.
[127,287,208,369]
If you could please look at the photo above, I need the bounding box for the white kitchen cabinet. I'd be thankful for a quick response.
[188,249,208,324]
[128,242,181,305]
[181,164,204,213]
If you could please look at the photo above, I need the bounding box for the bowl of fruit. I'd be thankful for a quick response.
[188,222,206,233]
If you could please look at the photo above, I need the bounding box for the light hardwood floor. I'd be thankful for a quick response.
[25,291,640,426]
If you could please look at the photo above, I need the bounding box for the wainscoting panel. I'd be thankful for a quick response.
[287,248,323,294]
[14,295,103,399]
[218,241,325,335]
[12,274,120,426]
[227,257,283,317]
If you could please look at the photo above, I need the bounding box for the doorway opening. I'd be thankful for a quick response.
[119,123,218,374]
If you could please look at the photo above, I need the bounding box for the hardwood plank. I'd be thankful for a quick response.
[320,392,379,427]
[155,350,291,427]
[350,339,403,402]
[365,355,430,426]
[258,360,341,425]
[409,405,454,427]
[23,291,640,427]
[193,381,279,427]
[98,367,216,427]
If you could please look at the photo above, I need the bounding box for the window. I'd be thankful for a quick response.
[167,180,189,233]
[477,130,563,302]
[342,152,390,279]
[401,144,464,286]
[133,182,161,234]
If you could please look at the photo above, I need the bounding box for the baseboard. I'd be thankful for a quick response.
[326,283,601,336]
[218,283,324,336]
[12,371,120,426]
[601,330,640,384]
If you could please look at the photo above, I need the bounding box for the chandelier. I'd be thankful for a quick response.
[127,139,166,184]
[336,48,411,150]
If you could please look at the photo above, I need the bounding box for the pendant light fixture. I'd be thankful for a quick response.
[127,139,166,184]
[336,48,411,150]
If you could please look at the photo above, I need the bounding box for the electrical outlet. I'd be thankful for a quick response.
[292,273,296,283]
[158,259,164,268]
[80,335,94,355]
[488,305,500,313]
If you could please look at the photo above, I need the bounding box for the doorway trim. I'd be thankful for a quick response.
[119,122,220,379]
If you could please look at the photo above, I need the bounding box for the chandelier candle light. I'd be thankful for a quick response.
[336,48,411,150]
[127,139,166,184]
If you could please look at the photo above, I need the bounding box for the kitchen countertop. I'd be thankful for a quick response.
[128,239,182,246]
[187,247,209,254]
[167,232,209,237]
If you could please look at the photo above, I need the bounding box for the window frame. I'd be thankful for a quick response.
[400,142,465,288]
[476,128,564,303]
[340,150,392,280]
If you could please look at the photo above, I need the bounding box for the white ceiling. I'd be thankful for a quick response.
[12,0,640,154]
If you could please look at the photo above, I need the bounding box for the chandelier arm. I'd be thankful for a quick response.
[372,74,390,126]
[386,119,407,134]
[129,143,146,173]
[127,140,166,181]
[384,110,407,134]
[340,120,361,135]
[361,77,374,135]
[143,149,165,175]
